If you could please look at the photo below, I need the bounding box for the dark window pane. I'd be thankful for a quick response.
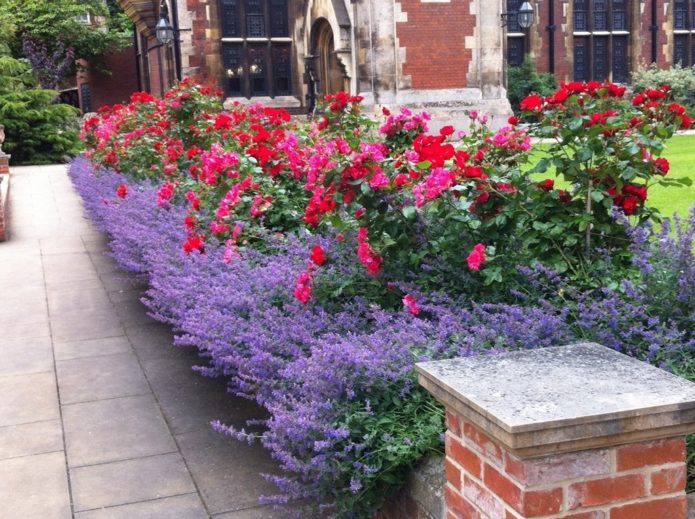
[246,0,266,37]
[593,36,609,80]
[270,0,288,36]
[248,45,268,95]
[272,44,291,94]
[507,37,525,66]
[674,34,689,65]
[80,83,91,113]
[612,36,628,82]
[612,0,626,30]
[220,0,240,37]
[692,0,695,28]
[573,0,587,31]
[507,0,522,32]
[675,0,688,29]
[593,0,608,30]
[574,37,589,80]
[222,44,243,95]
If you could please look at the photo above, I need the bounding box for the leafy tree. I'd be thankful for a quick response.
[0,18,80,164]
[0,0,131,67]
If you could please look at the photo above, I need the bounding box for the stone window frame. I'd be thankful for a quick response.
[218,0,293,99]
[673,0,695,66]
[572,0,630,83]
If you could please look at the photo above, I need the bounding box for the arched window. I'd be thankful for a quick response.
[674,0,695,65]
[573,0,629,82]
[219,0,292,98]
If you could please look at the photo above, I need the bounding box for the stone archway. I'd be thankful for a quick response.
[311,18,347,95]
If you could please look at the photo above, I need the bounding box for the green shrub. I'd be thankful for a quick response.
[631,63,695,110]
[0,55,81,164]
[506,57,556,114]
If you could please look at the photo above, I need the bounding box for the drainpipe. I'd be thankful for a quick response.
[134,24,143,91]
[547,0,555,74]
[650,0,658,64]
[171,0,183,80]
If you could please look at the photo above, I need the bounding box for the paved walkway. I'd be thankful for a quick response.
[0,165,290,518]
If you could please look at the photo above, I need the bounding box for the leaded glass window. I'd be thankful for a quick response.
[572,0,630,82]
[218,0,292,98]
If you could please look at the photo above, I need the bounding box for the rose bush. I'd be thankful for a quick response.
[76,79,695,515]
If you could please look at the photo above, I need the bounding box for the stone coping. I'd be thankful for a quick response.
[416,343,695,458]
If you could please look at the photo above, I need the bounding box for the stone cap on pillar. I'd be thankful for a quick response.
[416,342,695,458]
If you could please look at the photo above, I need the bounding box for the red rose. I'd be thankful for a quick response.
[520,94,543,111]
[309,245,327,266]
[116,184,128,198]
[439,125,455,137]
[466,243,486,271]
[537,179,554,191]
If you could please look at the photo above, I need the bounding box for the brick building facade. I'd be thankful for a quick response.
[506,0,695,83]
[117,0,513,127]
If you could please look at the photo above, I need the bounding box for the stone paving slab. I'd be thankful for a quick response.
[70,453,197,511]
[54,336,132,361]
[63,394,178,467]
[0,451,72,519]
[73,493,208,519]
[0,371,60,426]
[56,352,150,404]
[0,336,54,376]
[0,419,63,460]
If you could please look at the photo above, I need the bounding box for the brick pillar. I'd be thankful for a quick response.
[0,153,9,174]
[0,153,10,241]
[417,343,695,519]
[444,413,687,518]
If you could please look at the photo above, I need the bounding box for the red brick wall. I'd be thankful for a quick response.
[397,0,475,89]
[444,411,688,518]
[76,44,140,110]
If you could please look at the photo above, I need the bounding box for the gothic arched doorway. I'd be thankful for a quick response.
[311,19,346,95]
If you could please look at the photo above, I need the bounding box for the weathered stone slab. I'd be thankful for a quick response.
[416,343,695,457]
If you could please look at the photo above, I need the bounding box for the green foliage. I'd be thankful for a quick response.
[0,0,131,65]
[0,54,80,164]
[631,63,695,110]
[327,380,444,517]
[506,57,557,114]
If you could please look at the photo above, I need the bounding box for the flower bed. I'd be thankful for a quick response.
[74,80,695,516]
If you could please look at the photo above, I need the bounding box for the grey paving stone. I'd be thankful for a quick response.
[175,428,281,515]
[46,276,105,293]
[0,318,51,340]
[113,299,157,326]
[0,294,48,323]
[74,493,208,519]
[142,356,263,434]
[0,371,60,426]
[0,451,71,519]
[100,271,143,292]
[213,505,298,518]
[71,453,197,512]
[63,394,177,467]
[50,311,123,342]
[0,419,63,460]
[57,352,150,404]
[0,336,54,376]
[47,287,113,317]
[40,236,87,255]
[54,336,132,361]
[108,288,144,304]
